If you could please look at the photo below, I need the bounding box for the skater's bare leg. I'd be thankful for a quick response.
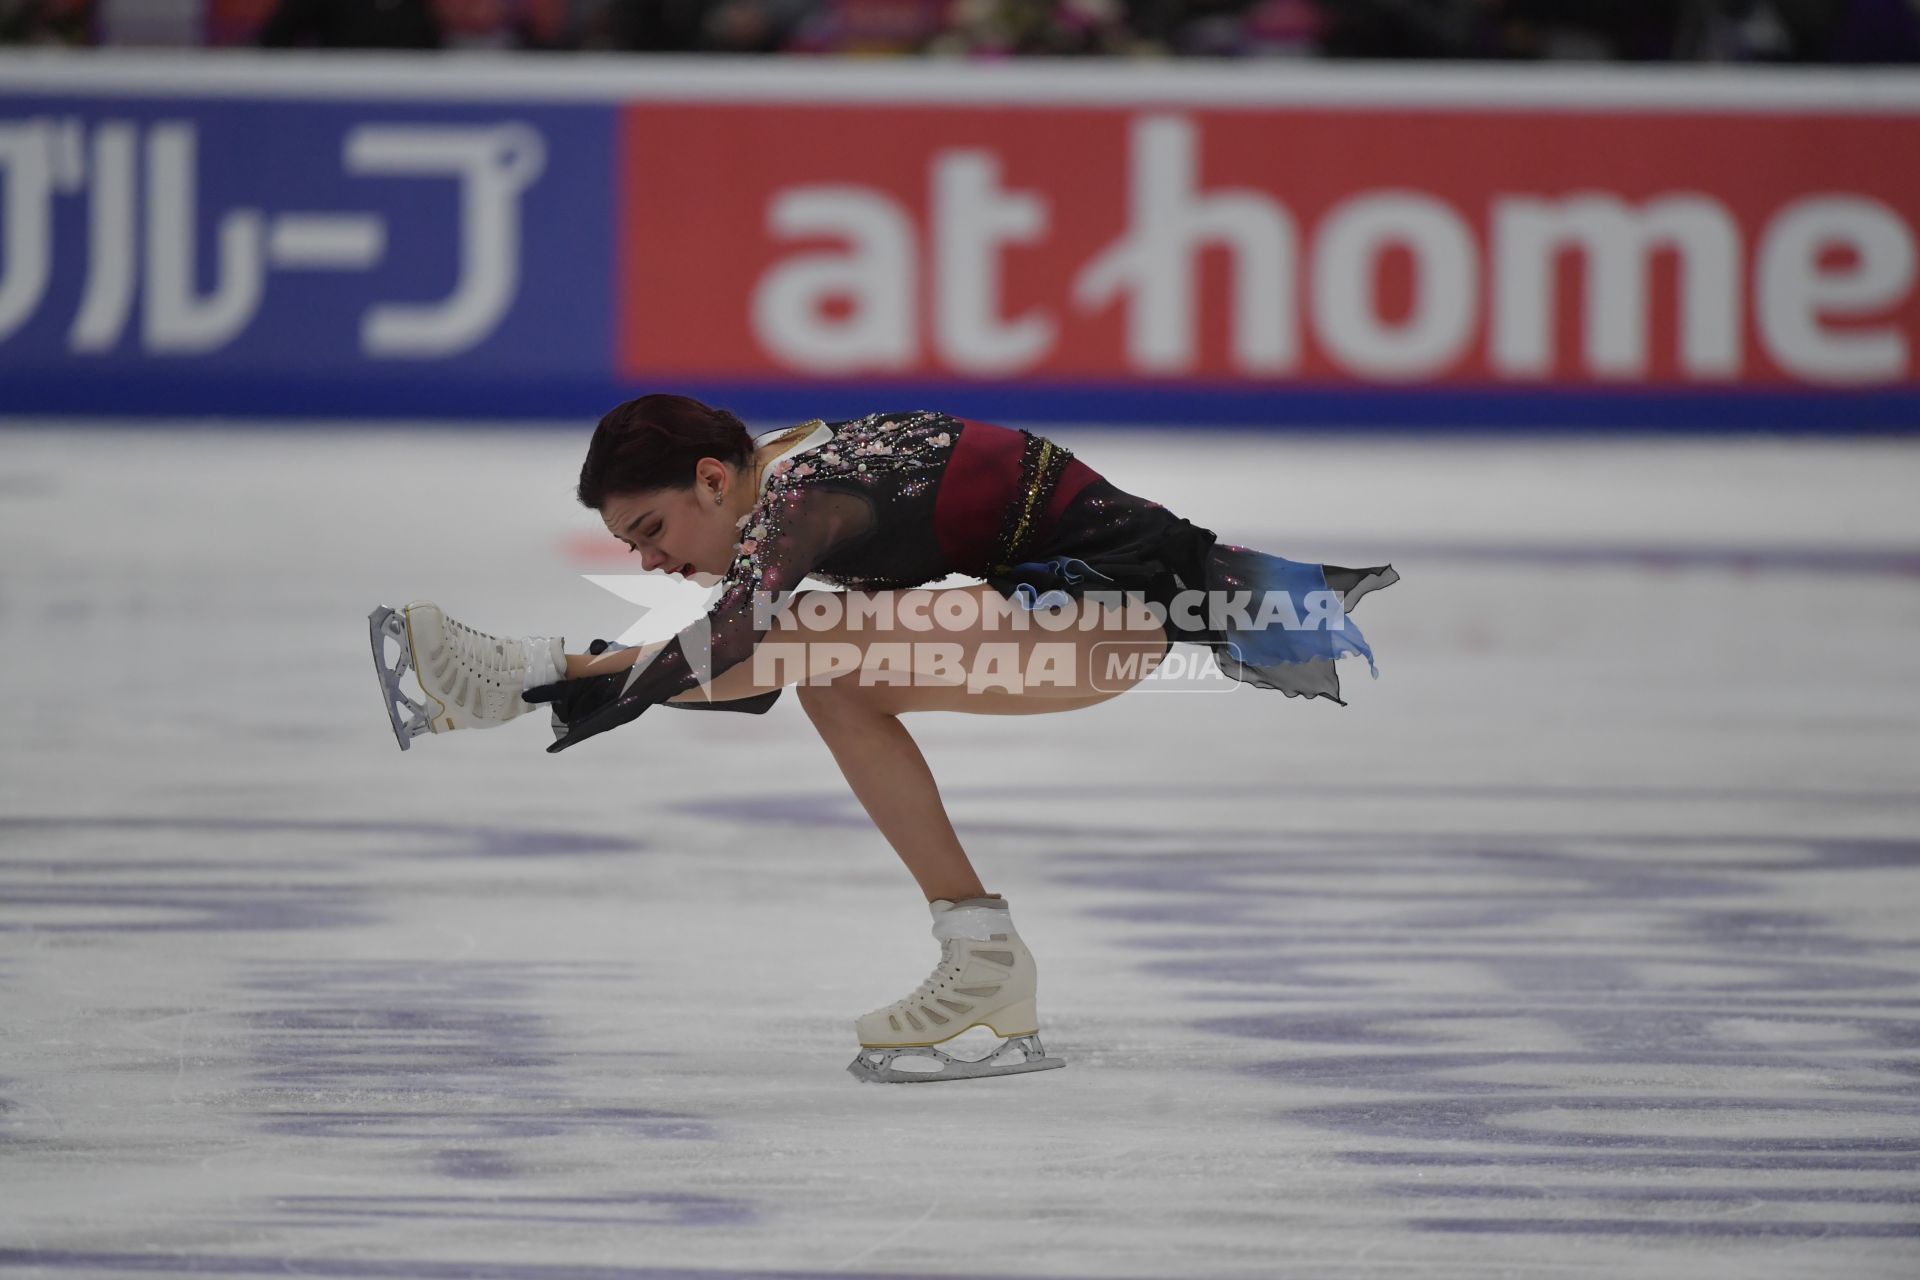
[796,683,986,901]
[552,584,1167,898]
[553,625,989,898]
[781,586,1168,900]
[798,679,1127,902]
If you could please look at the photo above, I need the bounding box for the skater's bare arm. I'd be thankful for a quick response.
[563,643,660,679]
[564,642,730,707]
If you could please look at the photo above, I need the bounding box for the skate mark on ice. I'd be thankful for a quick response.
[1382,1181,1920,1204]
[0,816,643,932]
[0,1253,1102,1279]
[0,814,643,861]
[1041,815,1920,1241]
[233,960,716,1143]
[682,783,1920,842]
[254,1108,715,1142]
[262,1190,757,1228]
[1408,1218,1920,1238]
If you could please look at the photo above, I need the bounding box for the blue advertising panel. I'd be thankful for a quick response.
[0,95,617,417]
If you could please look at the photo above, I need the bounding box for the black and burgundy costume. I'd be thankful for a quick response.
[531,411,1397,750]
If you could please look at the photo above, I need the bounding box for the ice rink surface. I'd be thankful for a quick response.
[1,423,1917,1279]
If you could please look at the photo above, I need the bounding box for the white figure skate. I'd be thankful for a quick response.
[368,602,564,750]
[848,897,1066,1084]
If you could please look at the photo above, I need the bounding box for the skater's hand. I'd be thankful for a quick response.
[517,638,630,752]
[522,667,648,753]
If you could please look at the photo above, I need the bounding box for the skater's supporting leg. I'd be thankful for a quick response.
[796,681,987,902]
[847,896,1066,1084]
[797,679,1126,899]
[553,584,1166,896]
[784,585,1166,900]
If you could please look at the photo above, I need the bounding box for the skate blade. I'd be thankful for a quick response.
[368,605,433,752]
[846,1034,1066,1085]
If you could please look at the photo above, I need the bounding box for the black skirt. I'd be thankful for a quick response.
[985,477,1398,706]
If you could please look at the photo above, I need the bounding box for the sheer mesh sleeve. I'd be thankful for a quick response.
[612,482,876,712]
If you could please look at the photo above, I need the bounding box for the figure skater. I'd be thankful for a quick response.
[369,395,1397,1083]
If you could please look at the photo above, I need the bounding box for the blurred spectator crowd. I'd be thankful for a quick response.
[6,0,1918,60]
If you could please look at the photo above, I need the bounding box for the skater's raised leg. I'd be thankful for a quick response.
[368,602,566,748]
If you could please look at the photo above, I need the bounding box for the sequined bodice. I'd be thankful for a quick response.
[603,406,1205,715]
[608,410,971,714]
[735,409,958,594]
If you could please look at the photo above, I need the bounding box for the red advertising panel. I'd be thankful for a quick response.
[617,104,1920,392]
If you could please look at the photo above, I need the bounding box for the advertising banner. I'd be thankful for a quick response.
[0,92,613,417]
[3,58,1916,429]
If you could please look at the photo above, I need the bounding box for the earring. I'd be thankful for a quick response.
[714,493,723,506]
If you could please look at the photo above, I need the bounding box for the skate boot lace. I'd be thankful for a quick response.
[869,940,961,1018]
[443,618,524,684]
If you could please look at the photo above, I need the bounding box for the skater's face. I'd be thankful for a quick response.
[600,457,745,584]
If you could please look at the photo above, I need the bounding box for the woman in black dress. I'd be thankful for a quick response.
[370,394,1397,1082]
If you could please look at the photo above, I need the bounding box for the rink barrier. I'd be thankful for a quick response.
[2,55,1917,431]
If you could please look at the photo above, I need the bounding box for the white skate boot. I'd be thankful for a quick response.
[848,897,1066,1084]
[368,602,565,750]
